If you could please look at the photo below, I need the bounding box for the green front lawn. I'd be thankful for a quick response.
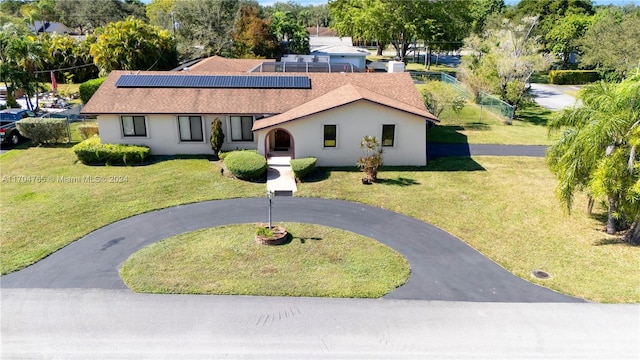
[427,103,557,145]
[297,159,640,303]
[2,146,638,302]
[0,147,264,274]
[120,223,410,297]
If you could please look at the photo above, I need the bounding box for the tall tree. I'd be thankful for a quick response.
[460,16,553,118]
[39,33,97,83]
[171,0,242,59]
[269,10,309,55]
[470,0,506,35]
[54,0,147,33]
[329,0,390,56]
[506,0,594,52]
[545,12,592,69]
[547,75,640,244]
[580,7,640,80]
[146,0,176,30]
[0,29,46,110]
[90,17,178,75]
[329,0,471,61]
[232,5,279,58]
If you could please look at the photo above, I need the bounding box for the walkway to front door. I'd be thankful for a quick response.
[266,156,297,195]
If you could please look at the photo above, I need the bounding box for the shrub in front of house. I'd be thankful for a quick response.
[76,124,100,140]
[223,150,267,181]
[79,77,106,104]
[290,157,317,180]
[73,137,150,165]
[16,118,69,145]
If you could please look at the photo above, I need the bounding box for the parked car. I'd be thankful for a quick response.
[0,109,34,145]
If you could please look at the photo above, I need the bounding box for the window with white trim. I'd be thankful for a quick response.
[382,124,395,147]
[323,124,337,147]
[121,116,146,137]
[178,116,203,141]
[230,116,254,141]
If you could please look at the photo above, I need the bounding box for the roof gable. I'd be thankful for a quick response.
[253,84,437,131]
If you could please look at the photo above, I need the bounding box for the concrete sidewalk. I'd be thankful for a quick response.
[266,156,297,195]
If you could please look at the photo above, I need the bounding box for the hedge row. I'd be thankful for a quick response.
[72,137,150,165]
[79,77,106,104]
[223,150,267,181]
[16,118,68,145]
[549,70,599,85]
[77,124,100,140]
[290,157,317,180]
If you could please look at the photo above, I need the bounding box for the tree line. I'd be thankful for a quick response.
[0,0,329,107]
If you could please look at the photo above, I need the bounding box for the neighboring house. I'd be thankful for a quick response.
[310,45,370,70]
[29,21,73,34]
[81,68,438,166]
[309,36,353,50]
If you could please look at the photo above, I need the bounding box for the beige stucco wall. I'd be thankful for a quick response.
[97,114,258,155]
[255,100,427,166]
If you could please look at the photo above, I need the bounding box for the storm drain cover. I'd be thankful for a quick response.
[532,269,551,279]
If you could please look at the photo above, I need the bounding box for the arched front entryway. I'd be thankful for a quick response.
[264,128,294,158]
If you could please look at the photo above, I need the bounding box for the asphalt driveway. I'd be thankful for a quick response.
[1,197,581,302]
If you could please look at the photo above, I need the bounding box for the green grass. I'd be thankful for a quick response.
[405,62,457,73]
[0,147,264,274]
[530,72,549,84]
[2,139,638,302]
[69,121,97,142]
[426,101,557,145]
[120,223,410,298]
[296,158,640,303]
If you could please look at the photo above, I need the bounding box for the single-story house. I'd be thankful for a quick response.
[29,21,73,34]
[81,69,438,166]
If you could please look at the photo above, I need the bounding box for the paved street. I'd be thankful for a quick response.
[2,289,638,359]
[529,83,579,111]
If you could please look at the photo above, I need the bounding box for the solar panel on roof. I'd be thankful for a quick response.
[115,75,311,89]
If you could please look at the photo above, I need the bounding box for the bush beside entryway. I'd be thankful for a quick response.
[223,150,267,181]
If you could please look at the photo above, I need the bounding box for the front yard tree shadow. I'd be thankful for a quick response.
[376,177,420,186]
[426,157,486,172]
[516,104,554,126]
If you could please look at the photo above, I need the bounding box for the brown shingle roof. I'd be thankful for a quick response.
[185,56,274,72]
[253,83,437,131]
[81,71,437,124]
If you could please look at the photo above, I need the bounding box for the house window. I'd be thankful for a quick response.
[121,116,146,137]
[382,124,395,147]
[324,124,337,147]
[230,116,254,141]
[178,116,203,141]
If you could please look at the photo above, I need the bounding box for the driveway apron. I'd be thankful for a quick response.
[1,197,581,302]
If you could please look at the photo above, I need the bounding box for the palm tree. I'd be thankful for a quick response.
[547,74,640,243]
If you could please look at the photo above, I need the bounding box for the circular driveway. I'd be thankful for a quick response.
[1,197,582,302]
